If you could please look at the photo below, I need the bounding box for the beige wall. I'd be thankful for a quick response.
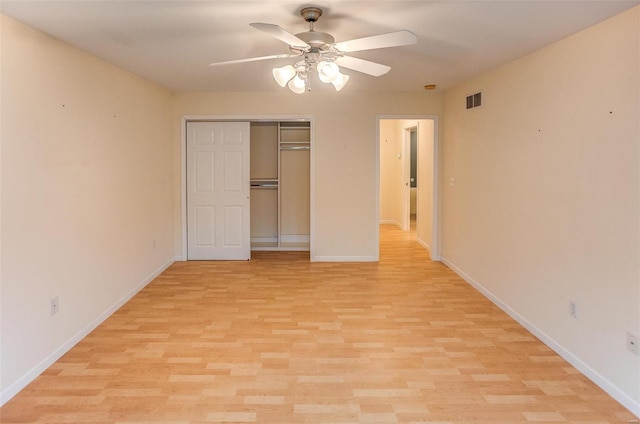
[442,6,640,413]
[0,15,174,400]
[172,92,443,261]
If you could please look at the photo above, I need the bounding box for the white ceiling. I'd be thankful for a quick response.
[2,1,638,93]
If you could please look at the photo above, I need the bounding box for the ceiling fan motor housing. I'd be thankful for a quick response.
[294,31,335,49]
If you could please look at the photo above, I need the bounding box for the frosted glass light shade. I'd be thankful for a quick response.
[317,61,339,83]
[331,72,350,91]
[287,74,306,94]
[272,65,296,87]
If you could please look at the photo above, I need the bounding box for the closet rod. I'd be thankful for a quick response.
[280,146,310,151]
[250,182,278,187]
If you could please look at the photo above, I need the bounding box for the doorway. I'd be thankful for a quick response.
[378,116,438,260]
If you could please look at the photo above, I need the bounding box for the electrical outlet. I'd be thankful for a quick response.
[627,331,639,355]
[569,301,578,318]
[50,296,59,316]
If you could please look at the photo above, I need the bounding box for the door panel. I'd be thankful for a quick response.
[223,152,243,191]
[223,206,244,246]
[195,206,215,246]
[187,121,250,260]
[195,152,215,192]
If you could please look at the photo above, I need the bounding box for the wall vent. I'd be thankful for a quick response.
[466,92,482,109]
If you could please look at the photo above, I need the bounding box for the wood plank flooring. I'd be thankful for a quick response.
[1,225,636,423]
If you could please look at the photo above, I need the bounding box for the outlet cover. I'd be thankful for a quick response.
[569,301,578,318]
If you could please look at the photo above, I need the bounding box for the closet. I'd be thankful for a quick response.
[250,121,310,251]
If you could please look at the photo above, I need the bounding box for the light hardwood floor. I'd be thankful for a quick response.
[1,225,636,423]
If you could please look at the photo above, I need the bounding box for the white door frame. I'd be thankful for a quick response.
[376,115,440,261]
[180,114,315,261]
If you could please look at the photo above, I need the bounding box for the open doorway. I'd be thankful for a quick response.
[378,116,438,260]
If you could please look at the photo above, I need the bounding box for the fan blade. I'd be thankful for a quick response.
[335,56,391,77]
[209,54,298,67]
[334,30,417,53]
[250,23,310,49]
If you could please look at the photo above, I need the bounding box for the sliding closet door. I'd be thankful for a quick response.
[186,121,250,260]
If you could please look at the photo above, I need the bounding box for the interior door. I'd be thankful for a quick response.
[187,121,250,260]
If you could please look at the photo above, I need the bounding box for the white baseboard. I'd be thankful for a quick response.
[440,256,640,418]
[379,220,401,227]
[416,238,430,251]
[0,257,177,407]
[311,255,377,262]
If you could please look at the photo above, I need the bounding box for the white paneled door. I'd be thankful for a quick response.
[187,121,250,260]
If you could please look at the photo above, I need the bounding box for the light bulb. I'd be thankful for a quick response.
[317,61,340,83]
[272,65,296,87]
[287,74,306,94]
[331,72,350,91]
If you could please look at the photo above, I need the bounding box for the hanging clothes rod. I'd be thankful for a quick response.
[280,146,310,151]
[250,181,278,188]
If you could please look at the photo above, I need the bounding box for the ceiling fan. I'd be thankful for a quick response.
[209,7,417,93]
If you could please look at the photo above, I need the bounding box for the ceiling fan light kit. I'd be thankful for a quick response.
[330,72,350,91]
[275,59,346,93]
[209,6,417,94]
[273,65,296,87]
[317,61,339,83]
[287,73,307,94]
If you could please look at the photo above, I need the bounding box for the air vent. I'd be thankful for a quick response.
[466,92,482,109]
